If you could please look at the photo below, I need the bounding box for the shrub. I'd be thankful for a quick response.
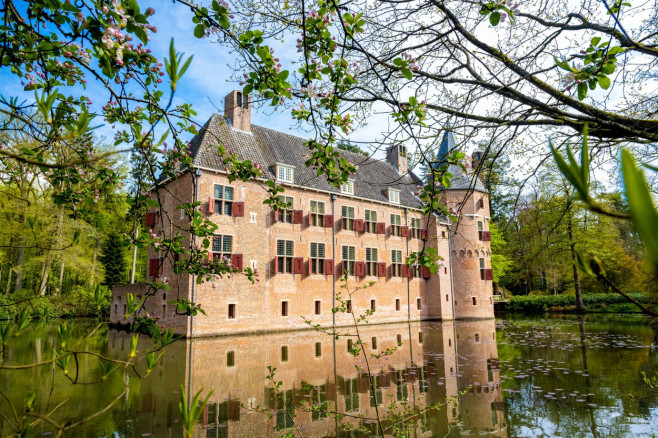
[506,292,647,313]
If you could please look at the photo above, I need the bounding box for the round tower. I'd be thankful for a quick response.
[436,128,494,319]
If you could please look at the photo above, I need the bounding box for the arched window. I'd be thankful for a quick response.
[242,93,249,108]
[458,250,465,258]
[237,92,243,108]
[467,250,473,258]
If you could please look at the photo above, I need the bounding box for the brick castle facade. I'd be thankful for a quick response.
[111,91,494,337]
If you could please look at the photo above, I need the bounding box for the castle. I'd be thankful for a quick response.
[110,91,494,337]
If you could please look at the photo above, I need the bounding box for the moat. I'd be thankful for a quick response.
[1,314,656,437]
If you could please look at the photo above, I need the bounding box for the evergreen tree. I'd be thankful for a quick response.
[99,232,127,287]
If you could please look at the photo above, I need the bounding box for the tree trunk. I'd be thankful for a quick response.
[5,269,12,295]
[89,235,101,286]
[56,262,65,296]
[13,218,25,293]
[568,215,585,312]
[38,259,50,296]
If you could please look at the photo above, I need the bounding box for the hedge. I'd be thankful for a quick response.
[505,292,647,313]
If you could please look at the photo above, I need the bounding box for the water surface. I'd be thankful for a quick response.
[0,315,656,437]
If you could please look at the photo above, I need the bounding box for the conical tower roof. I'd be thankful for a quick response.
[432,123,486,192]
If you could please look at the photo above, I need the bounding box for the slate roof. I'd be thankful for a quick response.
[432,124,486,193]
[188,115,425,209]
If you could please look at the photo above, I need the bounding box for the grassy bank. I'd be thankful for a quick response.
[502,292,651,314]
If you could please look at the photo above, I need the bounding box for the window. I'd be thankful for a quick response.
[277,240,294,273]
[342,245,356,275]
[388,189,400,204]
[365,248,378,276]
[277,165,293,183]
[180,208,185,220]
[281,301,289,316]
[410,218,421,238]
[315,342,322,358]
[391,250,403,277]
[397,334,402,345]
[213,185,234,215]
[410,251,422,277]
[347,339,353,352]
[478,221,484,240]
[340,180,354,195]
[250,212,257,223]
[342,205,355,230]
[371,337,378,350]
[390,214,401,236]
[370,299,376,310]
[227,351,235,367]
[472,297,477,306]
[315,300,321,315]
[346,300,352,313]
[310,243,326,274]
[278,195,293,223]
[212,235,233,261]
[237,91,248,108]
[365,209,377,233]
[281,345,288,362]
[395,298,401,311]
[479,257,485,279]
[417,298,421,310]
[228,304,236,319]
[310,200,325,226]
[419,332,423,344]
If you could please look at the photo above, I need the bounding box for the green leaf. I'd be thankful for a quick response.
[194,24,205,39]
[489,11,501,26]
[591,36,601,46]
[621,149,658,269]
[577,82,588,100]
[401,69,412,80]
[598,74,611,90]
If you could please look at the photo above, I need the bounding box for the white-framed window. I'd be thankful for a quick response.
[342,245,356,275]
[213,184,234,215]
[365,248,378,276]
[310,200,325,226]
[390,213,401,236]
[391,249,403,277]
[340,180,355,195]
[278,195,293,223]
[212,234,233,262]
[310,242,326,274]
[365,209,377,233]
[277,240,294,273]
[180,207,185,220]
[388,189,400,204]
[410,217,421,238]
[277,165,294,183]
[250,212,257,223]
[342,205,355,231]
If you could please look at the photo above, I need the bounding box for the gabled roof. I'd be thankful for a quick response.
[188,115,424,209]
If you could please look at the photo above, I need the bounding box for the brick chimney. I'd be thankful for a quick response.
[386,144,408,175]
[224,90,251,132]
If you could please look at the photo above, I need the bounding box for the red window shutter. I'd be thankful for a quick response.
[233,202,244,217]
[377,262,387,277]
[486,269,494,280]
[421,266,431,279]
[376,222,386,234]
[354,219,364,232]
[149,258,160,277]
[324,214,334,228]
[208,198,215,214]
[325,259,335,275]
[483,231,491,241]
[231,254,243,270]
[293,257,304,274]
[145,212,156,227]
[401,265,410,278]
[355,261,365,277]
[420,229,427,240]
[400,226,410,237]
[293,210,303,224]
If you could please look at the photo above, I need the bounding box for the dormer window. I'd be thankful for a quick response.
[277,165,294,183]
[341,180,355,195]
[388,189,400,204]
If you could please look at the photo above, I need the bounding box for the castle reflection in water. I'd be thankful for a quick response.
[108,319,506,437]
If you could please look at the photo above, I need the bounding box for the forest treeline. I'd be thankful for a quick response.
[483,149,658,300]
